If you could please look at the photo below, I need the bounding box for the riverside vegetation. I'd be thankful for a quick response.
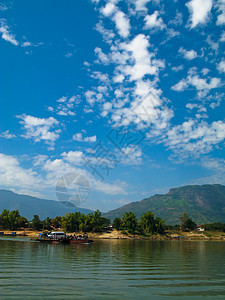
[1,209,225,238]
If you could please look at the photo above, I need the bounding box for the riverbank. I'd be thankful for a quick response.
[1,229,225,241]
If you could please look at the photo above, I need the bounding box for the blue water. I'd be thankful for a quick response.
[0,238,225,299]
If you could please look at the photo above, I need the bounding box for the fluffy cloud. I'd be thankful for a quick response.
[220,31,225,41]
[217,59,225,73]
[54,96,77,116]
[0,19,19,46]
[101,2,116,17]
[121,34,164,81]
[186,0,212,28]
[0,153,43,190]
[172,74,221,92]
[216,0,225,25]
[179,47,198,60]
[0,130,16,139]
[17,114,60,145]
[94,47,110,64]
[113,11,130,38]
[164,119,225,158]
[73,133,97,143]
[95,21,115,44]
[135,0,151,12]
[144,11,165,30]
[61,151,84,165]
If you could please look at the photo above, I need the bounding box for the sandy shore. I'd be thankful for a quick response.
[1,229,225,240]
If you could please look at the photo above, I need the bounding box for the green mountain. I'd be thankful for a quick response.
[0,190,92,220]
[104,184,225,225]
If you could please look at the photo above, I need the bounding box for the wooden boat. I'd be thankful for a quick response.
[69,238,92,244]
[35,233,93,244]
[67,234,92,244]
[35,237,69,244]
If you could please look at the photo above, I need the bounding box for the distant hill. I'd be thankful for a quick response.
[0,190,92,220]
[103,185,225,225]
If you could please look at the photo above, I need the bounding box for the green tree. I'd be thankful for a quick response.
[113,218,122,230]
[32,215,42,230]
[8,210,20,230]
[0,209,10,229]
[51,216,62,229]
[121,212,137,234]
[139,211,155,234]
[185,218,197,230]
[180,213,196,231]
[17,216,28,228]
[154,216,165,234]
[42,217,51,230]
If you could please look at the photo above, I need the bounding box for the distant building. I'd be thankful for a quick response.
[197,225,205,232]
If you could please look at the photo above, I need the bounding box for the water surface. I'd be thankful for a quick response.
[0,238,225,299]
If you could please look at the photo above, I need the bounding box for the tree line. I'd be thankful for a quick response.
[1,209,225,234]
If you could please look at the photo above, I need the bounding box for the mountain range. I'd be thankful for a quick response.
[0,190,92,220]
[103,184,225,225]
[1,184,225,224]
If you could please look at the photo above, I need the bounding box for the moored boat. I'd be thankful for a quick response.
[35,232,93,244]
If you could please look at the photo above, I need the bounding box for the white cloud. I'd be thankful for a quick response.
[94,47,110,64]
[135,0,151,12]
[90,71,109,83]
[21,41,32,47]
[0,151,129,199]
[171,79,189,91]
[95,21,115,44]
[73,133,83,142]
[172,65,183,72]
[188,76,221,90]
[54,96,77,116]
[201,68,210,75]
[206,35,219,53]
[122,34,164,81]
[216,0,225,25]
[0,153,43,190]
[172,74,221,92]
[73,133,96,143]
[101,102,113,117]
[84,135,97,143]
[164,119,225,158]
[57,96,67,103]
[217,59,225,73]
[113,11,130,38]
[135,0,151,11]
[17,114,60,145]
[179,47,198,60]
[61,151,84,165]
[0,19,19,46]
[144,11,165,30]
[0,130,16,139]
[186,0,212,28]
[220,31,225,41]
[101,2,117,17]
[42,155,128,196]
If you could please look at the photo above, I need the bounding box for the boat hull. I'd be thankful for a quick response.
[69,239,92,244]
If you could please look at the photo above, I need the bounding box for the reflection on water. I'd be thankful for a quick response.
[0,238,225,299]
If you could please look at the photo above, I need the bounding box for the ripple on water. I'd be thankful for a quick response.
[0,239,225,299]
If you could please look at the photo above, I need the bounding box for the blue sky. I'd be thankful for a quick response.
[0,0,225,212]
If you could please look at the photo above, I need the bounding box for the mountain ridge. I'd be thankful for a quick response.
[103,184,225,225]
[0,189,92,220]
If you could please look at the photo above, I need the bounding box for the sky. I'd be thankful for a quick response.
[0,0,225,212]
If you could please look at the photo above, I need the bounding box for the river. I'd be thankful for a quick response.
[0,237,225,299]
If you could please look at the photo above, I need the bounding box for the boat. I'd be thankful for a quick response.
[68,234,92,244]
[35,232,93,244]
[35,231,69,244]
